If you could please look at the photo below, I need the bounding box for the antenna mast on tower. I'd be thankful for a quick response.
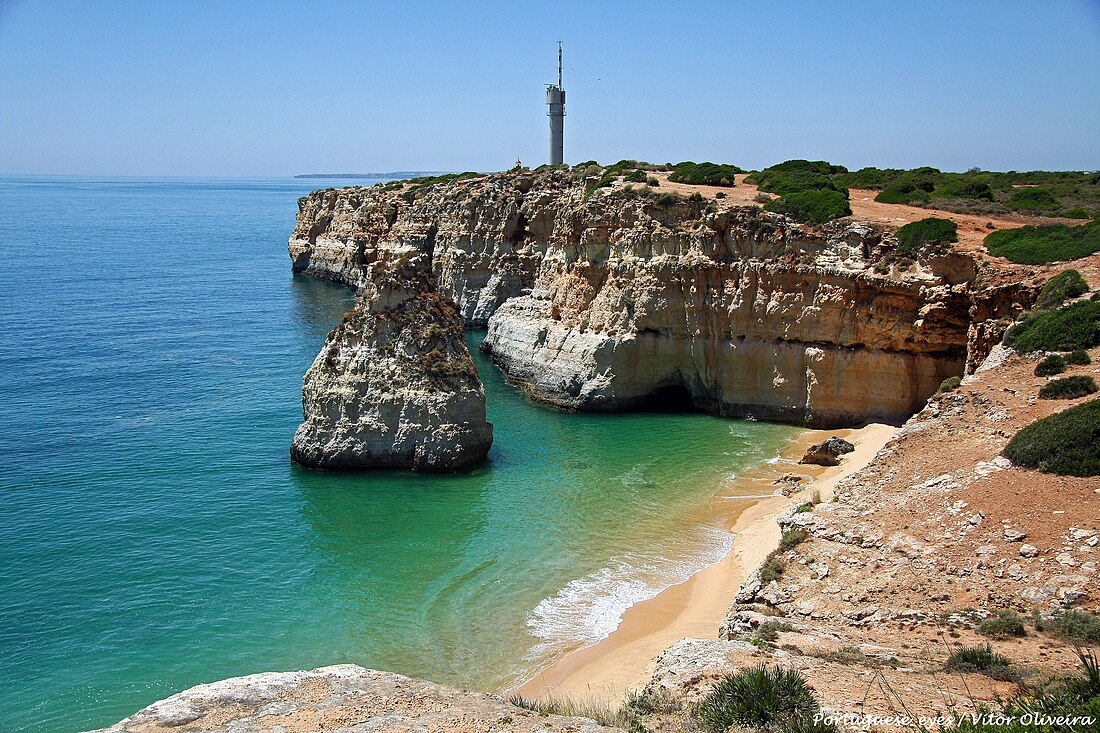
[546,42,565,165]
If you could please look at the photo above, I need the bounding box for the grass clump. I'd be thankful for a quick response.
[979,610,1027,639]
[1039,375,1098,400]
[895,217,958,255]
[1051,610,1100,644]
[1036,269,1090,310]
[1003,397,1100,476]
[668,161,742,186]
[985,219,1100,264]
[1067,349,1092,365]
[780,529,809,549]
[1035,354,1067,376]
[946,643,1016,679]
[759,555,785,585]
[1004,300,1100,353]
[938,375,963,392]
[507,693,636,728]
[696,665,826,733]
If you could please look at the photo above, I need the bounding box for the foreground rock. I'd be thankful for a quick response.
[88,665,619,733]
[798,436,855,466]
[290,252,492,470]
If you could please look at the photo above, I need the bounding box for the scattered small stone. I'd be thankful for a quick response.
[1004,528,1027,542]
[1020,544,1040,558]
[1056,552,1078,567]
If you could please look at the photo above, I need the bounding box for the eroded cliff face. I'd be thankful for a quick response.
[290,170,1027,431]
[290,250,492,471]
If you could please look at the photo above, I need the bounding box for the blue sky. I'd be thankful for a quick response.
[1,0,1098,175]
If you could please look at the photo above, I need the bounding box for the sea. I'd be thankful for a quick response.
[0,175,801,732]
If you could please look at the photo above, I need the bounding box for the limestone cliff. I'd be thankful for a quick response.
[290,250,492,471]
[292,170,1025,429]
[88,665,619,732]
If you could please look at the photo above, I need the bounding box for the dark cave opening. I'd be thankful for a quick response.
[633,384,698,413]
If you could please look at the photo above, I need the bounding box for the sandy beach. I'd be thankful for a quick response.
[514,422,897,704]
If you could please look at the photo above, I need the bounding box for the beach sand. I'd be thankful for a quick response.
[514,422,897,704]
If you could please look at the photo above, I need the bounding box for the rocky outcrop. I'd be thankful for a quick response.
[799,436,855,466]
[290,250,492,470]
[88,665,619,733]
[290,169,1023,432]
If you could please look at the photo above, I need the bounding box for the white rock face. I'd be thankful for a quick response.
[87,665,620,733]
[290,253,492,471]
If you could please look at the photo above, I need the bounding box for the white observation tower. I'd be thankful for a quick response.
[546,42,565,165]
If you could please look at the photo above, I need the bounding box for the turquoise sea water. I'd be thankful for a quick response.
[0,176,801,732]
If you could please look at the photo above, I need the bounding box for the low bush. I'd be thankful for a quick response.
[695,665,821,733]
[668,161,742,186]
[935,179,994,201]
[1006,186,1060,211]
[1003,397,1100,476]
[1051,610,1100,644]
[938,375,962,392]
[979,610,1027,639]
[1067,349,1092,365]
[875,185,931,205]
[759,555,785,585]
[1004,301,1100,353]
[985,220,1100,264]
[946,644,1014,678]
[953,649,1100,733]
[895,217,958,255]
[1036,269,1090,310]
[623,168,647,183]
[1035,354,1067,376]
[406,171,481,190]
[1039,375,1098,400]
[646,176,659,187]
[765,189,851,224]
[1064,208,1091,219]
[780,529,809,549]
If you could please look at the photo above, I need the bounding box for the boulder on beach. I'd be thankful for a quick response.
[799,436,855,466]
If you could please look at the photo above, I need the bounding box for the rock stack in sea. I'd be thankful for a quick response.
[290,249,492,471]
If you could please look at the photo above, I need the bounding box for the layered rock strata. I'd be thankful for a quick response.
[89,665,618,733]
[290,250,492,470]
[291,170,1029,432]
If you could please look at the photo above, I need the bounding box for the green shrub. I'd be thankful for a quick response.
[623,168,647,183]
[1036,269,1090,310]
[895,217,958,255]
[1064,208,1091,219]
[1067,349,1092,365]
[668,161,742,186]
[1004,301,1100,353]
[979,610,1027,639]
[1006,186,1060,211]
[935,179,994,201]
[749,160,847,193]
[1051,610,1100,644]
[646,176,659,186]
[953,649,1100,733]
[759,555,785,585]
[780,529,809,549]
[765,189,851,224]
[1035,354,1067,376]
[938,375,962,392]
[695,665,819,733]
[1039,376,1098,400]
[946,644,1013,675]
[985,220,1100,264]
[406,171,481,190]
[1003,397,1100,476]
[875,185,931,205]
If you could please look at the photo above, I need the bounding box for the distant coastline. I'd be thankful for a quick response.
[293,171,445,179]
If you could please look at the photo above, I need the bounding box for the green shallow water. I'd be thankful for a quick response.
[0,176,801,732]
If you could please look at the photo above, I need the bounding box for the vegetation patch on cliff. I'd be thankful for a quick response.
[668,161,743,186]
[985,219,1100,264]
[1036,270,1090,310]
[1004,300,1100,353]
[749,160,852,224]
[1003,397,1100,476]
[894,217,958,255]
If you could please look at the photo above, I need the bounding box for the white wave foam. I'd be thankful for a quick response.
[525,527,734,660]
